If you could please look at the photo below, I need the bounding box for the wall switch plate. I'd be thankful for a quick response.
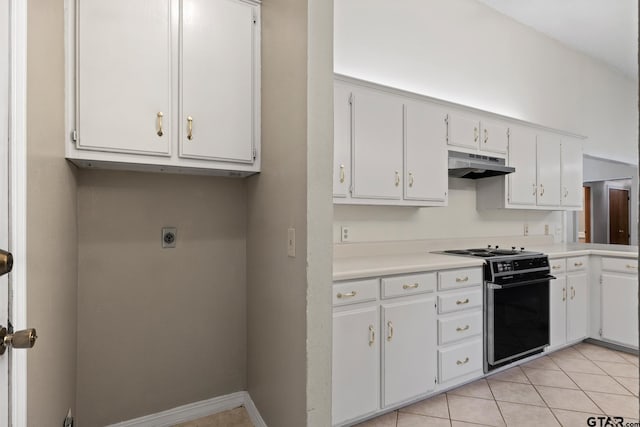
[162,227,177,248]
[287,228,296,257]
[341,226,350,242]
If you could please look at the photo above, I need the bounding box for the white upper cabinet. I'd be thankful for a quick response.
[404,101,447,202]
[351,87,403,200]
[69,0,261,176]
[560,138,583,208]
[507,126,537,206]
[333,82,352,198]
[446,113,480,151]
[536,134,562,207]
[480,120,508,154]
[180,0,256,163]
[76,0,173,156]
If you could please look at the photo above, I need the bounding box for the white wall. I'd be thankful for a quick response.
[333,0,637,244]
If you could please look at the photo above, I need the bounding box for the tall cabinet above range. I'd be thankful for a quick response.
[67,0,261,177]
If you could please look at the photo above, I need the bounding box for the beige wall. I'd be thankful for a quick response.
[246,0,309,425]
[75,170,247,426]
[26,0,79,424]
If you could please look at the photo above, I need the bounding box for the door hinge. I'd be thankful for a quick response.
[252,147,257,160]
[71,130,78,143]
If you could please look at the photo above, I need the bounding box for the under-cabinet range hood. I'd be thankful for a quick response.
[448,150,515,179]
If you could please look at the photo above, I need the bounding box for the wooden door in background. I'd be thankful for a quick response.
[609,188,629,245]
[584,186,591,243]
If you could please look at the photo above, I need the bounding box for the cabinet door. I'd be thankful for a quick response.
[333,306,379,425]
[602,273,639,347]
[566,273,588,342]
[77,0,172,155]
[481,120,508,154]
[352,88,403,199]
[333,82,352,198]
[507,127,537,206]
[404,101,447,202]
[560,138,583,208]
[549,275,567,348]
[382,298,437,408]
[536,134,562,207]
[447,113,480,150]
[180,0,256,163]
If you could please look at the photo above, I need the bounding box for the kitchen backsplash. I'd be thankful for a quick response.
[333,177,564,243]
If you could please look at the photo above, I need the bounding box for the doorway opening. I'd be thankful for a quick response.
[580,178,632,245]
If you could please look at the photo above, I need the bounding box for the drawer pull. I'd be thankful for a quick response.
[574,262,583,267]
[387,321,393,342]
[552,265,562,270]
[394,171,400,187]
[562,287,566,302]
[456,298,470,305]
[368,325,375,347]
[156,112,164,137]
[455,276,469,283]
[403,283,419,290]
[339,165,345,183]
[456,357,470,366]
[187,116,194,140]
[626,264,637,269]
[570,286,575,299]
[456,325,470,332]
[337,291,356,299]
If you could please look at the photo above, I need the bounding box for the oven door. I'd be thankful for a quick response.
[487,276,551,367]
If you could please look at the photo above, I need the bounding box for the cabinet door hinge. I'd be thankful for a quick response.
[71,130,78,143]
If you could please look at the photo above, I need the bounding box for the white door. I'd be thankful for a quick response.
[447,113,479,150]
[76,0,172,155]
[0,2,8,422]
[549,275,567,349]
[602,273,639,347]
[560,138,583,208]
[333,82,351,198]
[180,0,256,163]
[381,298,436,408]
[332,306,379,425]
[566,273,588,342]
[480,120,508,154]
[404,101,447,202]
[507,126,537,206]
[536,134,561,207]
[351,87,403,199]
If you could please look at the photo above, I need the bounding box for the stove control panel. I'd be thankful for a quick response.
[490,255,550,278]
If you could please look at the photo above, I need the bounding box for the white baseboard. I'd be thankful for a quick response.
[108,391,267,427]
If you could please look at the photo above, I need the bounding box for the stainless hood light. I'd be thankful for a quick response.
[448,150,515,179]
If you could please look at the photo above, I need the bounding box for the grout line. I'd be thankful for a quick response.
[394,409,398,427]
[485,376,508,426]
[444,389,452,425]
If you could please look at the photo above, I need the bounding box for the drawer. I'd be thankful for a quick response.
[438,310,482,345]
[439,339,483,383]
[602,257,638,274]
[332,279,379,306]
[438,268,483,290]
[381,272,436,299]
[438,288,482,314]
[567,256,588,272]
[549,258,566,275]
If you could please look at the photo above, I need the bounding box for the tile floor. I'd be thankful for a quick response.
[356,342,640,427]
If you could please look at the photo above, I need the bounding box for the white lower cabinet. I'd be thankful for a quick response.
[600,258,639,348]
[333,305,379,425]
[438,339,483,383]
[381,298,437,407]
[548,257,588,351]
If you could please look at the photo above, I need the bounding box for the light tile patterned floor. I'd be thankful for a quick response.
[356,343,640,427]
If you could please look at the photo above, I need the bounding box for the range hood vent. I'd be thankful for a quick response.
[448,150,515,179]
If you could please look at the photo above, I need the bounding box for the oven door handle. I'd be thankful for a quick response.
[487,275,556,290]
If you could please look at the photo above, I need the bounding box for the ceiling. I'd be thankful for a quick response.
[475,0,638,80]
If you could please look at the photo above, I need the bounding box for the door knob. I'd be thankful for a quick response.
[0,326,37,355]
[0,249,13,277]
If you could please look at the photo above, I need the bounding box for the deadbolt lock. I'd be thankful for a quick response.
[0,249,13,277]
[0,326,37,355]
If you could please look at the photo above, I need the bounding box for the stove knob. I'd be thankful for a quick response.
[512,246,516,250]
[495,245,499,249]
[520,247,525,251]
[487,245,492,249]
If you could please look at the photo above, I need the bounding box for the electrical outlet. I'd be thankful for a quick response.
[544,224,549,235]
[287,228,296,257]
[523,224,529,236]
[162,227,177,248]
[341,226,350,242]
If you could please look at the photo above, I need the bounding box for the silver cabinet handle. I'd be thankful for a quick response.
[532,184,537,196]
[456,325,470,332]
[456,276,469,283]
[368,325,375,347]
[540,184,545,196]
[387,321,393,342]
[571,286,575,299]
[403,283,419,290]
[394,171,400,187]
[408,172,414,188]
[187,116,193,140]
[562,287,566,302]
[473,127,478,142]
[574,262,583,267]
[552,265,562,270]
[156,112,164,137]
[484,128,488,144]
[626,264,637,269]
[339,165,345,183]
[456,298,470,305]
[337,291,356,299]
[564,187,569,198]
[457,357,469,365]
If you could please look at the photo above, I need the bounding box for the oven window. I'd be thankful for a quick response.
[490,281,549,364]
